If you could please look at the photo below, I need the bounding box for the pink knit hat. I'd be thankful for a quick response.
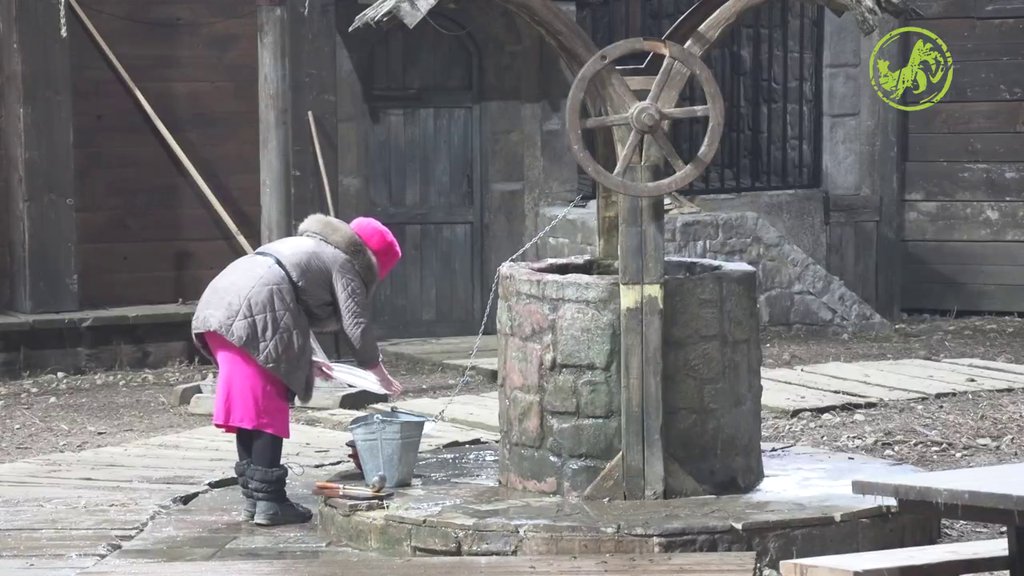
[350,217,402,280]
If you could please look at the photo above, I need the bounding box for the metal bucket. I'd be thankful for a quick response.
[348,411,428,488]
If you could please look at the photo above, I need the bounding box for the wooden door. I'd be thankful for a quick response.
[365,18,481,338]
[901,7,1024,312]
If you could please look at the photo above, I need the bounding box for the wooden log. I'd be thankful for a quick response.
[618,187,645,501]
[640,194,665,500]
[258,0,292,243]
[1,0,79,313]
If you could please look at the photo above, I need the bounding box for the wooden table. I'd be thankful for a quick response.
[853,462,1024,575]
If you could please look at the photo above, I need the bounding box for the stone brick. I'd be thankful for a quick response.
[551,417,620,460]
[577,373,617,418]
[501,337,541,394]
[509,391,543,448]
[760,290,794,325]
[562,458,606,498]
[542,370,577,414]
[411,525,461,555]
[791,295,836,325]
[824,67,860,117]
[505,447,559,494]
[722,272,759,341]
[824,14,863,68]
[509,299,551,339]
[462,530,521,556]
[556,304,616,369]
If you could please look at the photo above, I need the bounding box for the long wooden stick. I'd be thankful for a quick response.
[68,0,253,255]
[307,111,335,218]
[70,1,333,362]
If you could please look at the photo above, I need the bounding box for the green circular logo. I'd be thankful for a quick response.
[870,26,954,111]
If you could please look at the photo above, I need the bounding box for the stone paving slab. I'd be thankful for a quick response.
[943,358,1024,376]
[760,380,877,414]
[369,395,501,432]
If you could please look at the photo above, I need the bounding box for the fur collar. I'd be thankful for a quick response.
[297,214,378,290]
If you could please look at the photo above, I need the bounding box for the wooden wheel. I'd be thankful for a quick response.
[567,37,725,198]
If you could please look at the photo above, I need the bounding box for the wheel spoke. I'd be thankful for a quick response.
[663,105,711,120]
[651,129,687,172]
[646,53,679,105]
[613,129,643,177]
[582,113,631,130]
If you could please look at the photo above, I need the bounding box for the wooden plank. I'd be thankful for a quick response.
[1,0,79,313]
[760,380,876,414]
[899,358,1024,386]
[905,162,1024,201]
[917,18,1024,62]
[583,452,625,501]
[859,360,1023,392]
[904,60,1024,103]
[903,282,1024,312]
[798,363,980,396]
[780,538,1008,576]
[906,263,1024,286]
[78,240,240,275]
[78,553,758,575]
[905,241,1024,266]
[77,207,260,244]
[76,171,259,213]
[907,134,1024,162]
[640,194,664,500]
[943,358,1024,376]
[909,103,1024,135]
[828,221,878,307]
[904,202,1024,242]
[618,191,644,501]
[258,1,291,243]
[852,462,1024,511]
[762,368,925,401]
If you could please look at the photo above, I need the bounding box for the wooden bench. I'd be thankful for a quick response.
[79,552,756,575]
[779,539,1008,576]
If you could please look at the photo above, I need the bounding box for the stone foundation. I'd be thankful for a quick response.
[496,257,763,498]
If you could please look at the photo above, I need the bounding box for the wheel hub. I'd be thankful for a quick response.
[630,102,662,133]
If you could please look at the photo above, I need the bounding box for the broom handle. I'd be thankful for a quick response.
[308,112,336,218]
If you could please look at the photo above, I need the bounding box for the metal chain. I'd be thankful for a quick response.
[434,193,586,423]
[59,0,68,39]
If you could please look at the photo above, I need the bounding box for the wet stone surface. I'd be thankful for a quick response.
[319,443,941,567]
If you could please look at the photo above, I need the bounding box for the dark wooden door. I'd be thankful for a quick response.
[365,18,481,338]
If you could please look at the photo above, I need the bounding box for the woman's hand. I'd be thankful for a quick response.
[312,359,334,381]
[369,364,403,397]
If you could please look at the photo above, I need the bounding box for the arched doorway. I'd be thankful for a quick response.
[363,16,482,338]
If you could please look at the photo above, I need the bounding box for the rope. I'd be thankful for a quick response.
[433,193,586,423]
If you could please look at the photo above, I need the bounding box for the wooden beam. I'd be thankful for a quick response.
[640,192,665,500]
[258,0,292,243]
[1,0,78,313]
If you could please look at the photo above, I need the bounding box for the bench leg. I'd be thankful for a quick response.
[1010,525,1024,576]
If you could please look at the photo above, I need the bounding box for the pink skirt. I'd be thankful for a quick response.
[205,332,291,439]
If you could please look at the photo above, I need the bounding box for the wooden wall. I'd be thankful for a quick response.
[902,3,1024,312]
[70,0,259,308]
[0,129,8,311]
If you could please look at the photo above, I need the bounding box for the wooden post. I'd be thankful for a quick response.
[619,164,665,500]
[258,0,292,243]
[0,0,78,313]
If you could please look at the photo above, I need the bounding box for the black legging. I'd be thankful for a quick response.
[236,428,283,468]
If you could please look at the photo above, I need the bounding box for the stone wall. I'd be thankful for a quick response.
[537,205,888,330]
[497,257,764,499]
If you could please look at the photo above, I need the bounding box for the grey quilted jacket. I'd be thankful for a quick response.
[191,214,382,402]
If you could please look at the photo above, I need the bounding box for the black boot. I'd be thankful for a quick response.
[234,460,256,521]
[247,464,313,527]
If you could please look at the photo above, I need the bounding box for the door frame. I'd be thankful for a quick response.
[366,13,484,337]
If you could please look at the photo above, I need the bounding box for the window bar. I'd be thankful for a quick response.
[766,1,775,188]
[781,0,790,186]
[813,5,824,188]
[734,16,743,190]
[798,1,806,183]
[752,6,763,186]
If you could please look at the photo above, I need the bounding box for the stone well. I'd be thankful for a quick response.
[496,256,764,499]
